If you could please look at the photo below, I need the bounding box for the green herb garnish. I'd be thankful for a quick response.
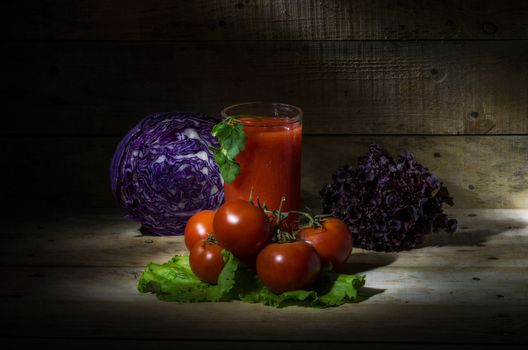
[210,115,256,183]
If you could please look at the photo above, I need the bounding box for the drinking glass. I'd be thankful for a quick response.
[221,102,303,211]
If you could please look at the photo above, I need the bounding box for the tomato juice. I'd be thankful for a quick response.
[222,103,303,211]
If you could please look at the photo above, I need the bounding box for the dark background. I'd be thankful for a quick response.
[2,0,528,212]
[2,2,528,348]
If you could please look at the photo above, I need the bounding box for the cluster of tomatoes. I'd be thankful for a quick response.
[184,199,353,293]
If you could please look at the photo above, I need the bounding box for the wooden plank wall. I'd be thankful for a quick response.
[2,0,528,210]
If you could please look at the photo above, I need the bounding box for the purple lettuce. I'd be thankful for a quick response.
[320,144,457,251]
[110,112,224,235]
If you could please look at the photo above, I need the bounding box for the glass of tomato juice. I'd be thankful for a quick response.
[221,102,303,212]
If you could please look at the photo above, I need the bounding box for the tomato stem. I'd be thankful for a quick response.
[273,197,296,243]
[248,189,255,206]
[205,234,219,245]
[287,210,331,229]
[288,210,316,227]
[257,197,334,243]
[276,196,286,225]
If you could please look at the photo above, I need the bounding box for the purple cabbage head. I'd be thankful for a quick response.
[320,144,457,252]
[110,112,224,235]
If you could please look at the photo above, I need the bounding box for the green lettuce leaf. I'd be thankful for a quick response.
[138,252,366,308]
[235,263,366,308]
[137,253,238,302]
[313,271,367,306]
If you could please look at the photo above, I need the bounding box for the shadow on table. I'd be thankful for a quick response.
[139,226,165,236]
[420,213,527,248]
[339,252,398,274]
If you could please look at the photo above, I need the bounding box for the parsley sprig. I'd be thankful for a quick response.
[210,115,252,183]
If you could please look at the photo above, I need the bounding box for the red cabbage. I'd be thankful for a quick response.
[110,112,224,235]
[320,144,457,251]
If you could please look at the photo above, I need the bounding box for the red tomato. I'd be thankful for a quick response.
[256,241,321,293]
[297,217,353,270]
[189,239,226,284]
[213,199,272,256]
[184,210,216,250]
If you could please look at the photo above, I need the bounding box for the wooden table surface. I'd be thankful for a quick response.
[2,209,527,349]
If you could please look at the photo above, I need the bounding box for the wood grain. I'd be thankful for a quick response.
[2,265,527,307]
[4,298,528,344]
[5,339,525,350]
[2,289,527,344]
[2,209,528,268]
[2,135,528,209]
[301,136,528,209]
[3,41,528,135]
[4,0,528,41]
[3,1,528,347]
[2,209,528,345]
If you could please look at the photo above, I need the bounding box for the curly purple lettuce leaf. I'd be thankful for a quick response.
[110,112,224,235]
[320,144,457,252]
